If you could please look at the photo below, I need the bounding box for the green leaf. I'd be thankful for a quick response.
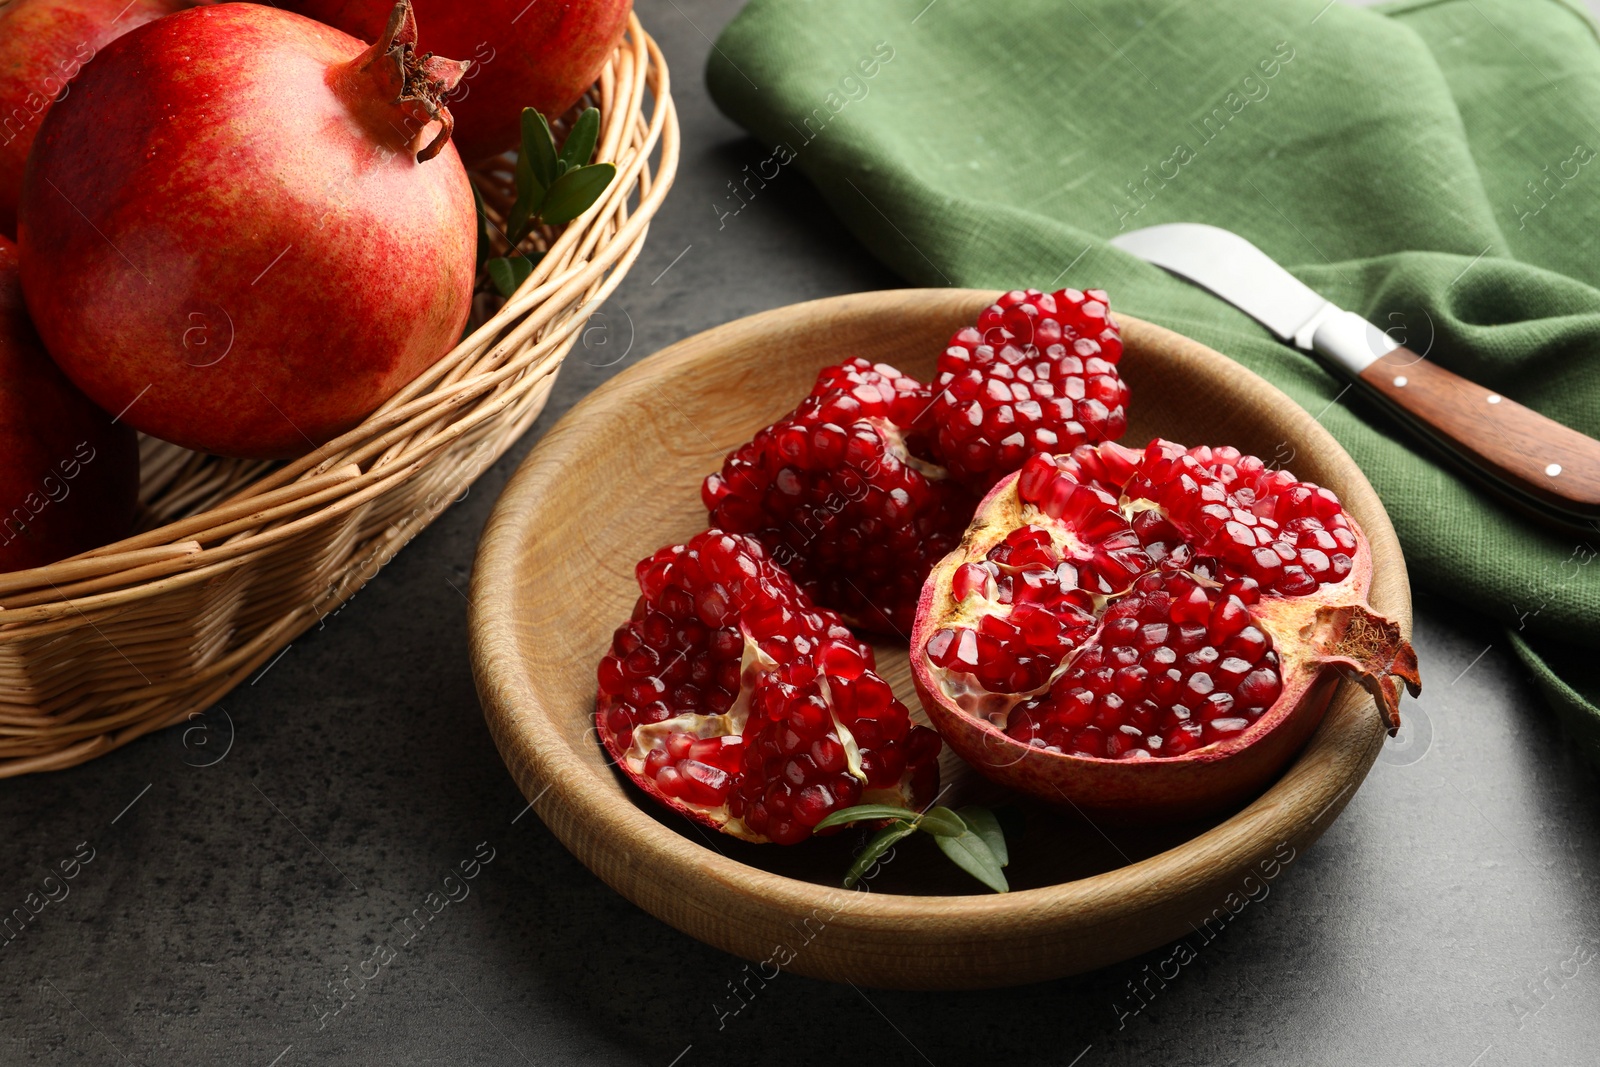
[506,187,542,246]
[934,830,1010,893]
[513,145,536,208]
[520,107,559,191]
[487,254,536,298]
[507,116,550,245]
[558,107,601,173]
[539,163,617,226]
[957,806,1008,867]
[471,184,492,271]
[915,806,968,838]
[814,804,918,832]
[510,114,547,244]
[842,822,917,889]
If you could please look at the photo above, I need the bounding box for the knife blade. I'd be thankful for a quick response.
[1110,222,1600,527]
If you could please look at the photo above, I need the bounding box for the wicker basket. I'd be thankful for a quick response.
[0,15,678,777]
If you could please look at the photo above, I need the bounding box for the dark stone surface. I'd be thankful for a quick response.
[3,2,1599,1063]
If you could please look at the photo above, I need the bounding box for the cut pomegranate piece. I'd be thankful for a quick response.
[703,358,976,634]
[910,440,1419,822]
[597,530,941,844]
[932,288,1129,491]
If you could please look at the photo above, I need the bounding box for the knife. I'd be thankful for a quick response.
[1110,222,1600,528]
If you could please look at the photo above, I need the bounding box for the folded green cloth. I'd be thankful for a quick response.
[707,0,1600,759]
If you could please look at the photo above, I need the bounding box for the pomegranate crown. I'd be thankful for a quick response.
[358,0,470,163]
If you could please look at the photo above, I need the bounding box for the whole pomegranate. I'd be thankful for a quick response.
[275,0,633,163]
[0,236,139,570]
[596,530,941,845]
[704,358,976,635]
[0,0,189,238]
[17,1,476,459]
[910,439,1420,823]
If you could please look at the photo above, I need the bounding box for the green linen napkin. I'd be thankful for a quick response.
[706,0,1600,759]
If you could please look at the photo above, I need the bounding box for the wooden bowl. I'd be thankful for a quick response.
[469,289,1411,990]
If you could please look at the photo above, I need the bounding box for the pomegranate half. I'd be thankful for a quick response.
[910,440,1420,823]
[17,1,476,459]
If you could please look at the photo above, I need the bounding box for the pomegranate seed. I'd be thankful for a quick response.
[953,562,994,601]
[678,760,733,805]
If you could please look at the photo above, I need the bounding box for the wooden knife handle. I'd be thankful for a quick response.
[1358,348,1600,520]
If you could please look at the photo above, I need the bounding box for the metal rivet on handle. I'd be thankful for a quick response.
[1393,376,1408,387]
[1546,463,1563,477]
[1487,394,1502,404]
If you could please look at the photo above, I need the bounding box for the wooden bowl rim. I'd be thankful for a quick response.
[470,289,1409,945]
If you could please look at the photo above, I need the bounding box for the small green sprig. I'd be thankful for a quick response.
[817,803,1011,893]
[480,106,618,298]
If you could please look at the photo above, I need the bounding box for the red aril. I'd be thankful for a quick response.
[17,1,476,459]
[911,439,1419,822]
[596,530,941,845]
[0,236,138,570]
[704,358,976,635]
[0,0,189,239]
[273,0,633,164]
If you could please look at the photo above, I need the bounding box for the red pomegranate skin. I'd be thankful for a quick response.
[279,0,633,163]
[17,4,476,459]
[0,236,138,570]
[0,0,188,239]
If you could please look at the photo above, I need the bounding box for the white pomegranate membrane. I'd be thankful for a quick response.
[918,440,1418,763]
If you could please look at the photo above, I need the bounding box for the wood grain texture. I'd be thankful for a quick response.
[468,290,1414,990]
[1360,346,1600,519]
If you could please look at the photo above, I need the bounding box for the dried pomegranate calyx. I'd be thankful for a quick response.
[352,0,469,162]
[1280,600,1419,734]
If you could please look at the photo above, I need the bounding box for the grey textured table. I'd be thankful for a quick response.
[4,2,1600,1064]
